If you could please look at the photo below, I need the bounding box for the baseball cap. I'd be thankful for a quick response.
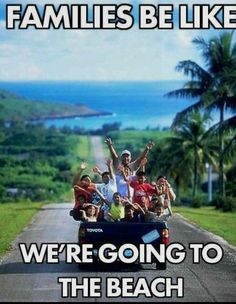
[121,149,131,157]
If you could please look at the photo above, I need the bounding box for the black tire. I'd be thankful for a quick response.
[156,262,167,270]
[79,260,101,271]
[78,263,87,270]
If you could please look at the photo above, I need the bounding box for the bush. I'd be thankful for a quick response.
[191,196,204,208]
[211,195,236,212]
[172,199,182,206]
[211,195,224,209]
[180,197,192,206]
[222,197,236,212]
[180,194,208,207]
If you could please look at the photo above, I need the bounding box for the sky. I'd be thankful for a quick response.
[0,0,235,81]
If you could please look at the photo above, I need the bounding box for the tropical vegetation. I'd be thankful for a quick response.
[166,31,236,199]
[107,32,236,212]
[0,120,91,203]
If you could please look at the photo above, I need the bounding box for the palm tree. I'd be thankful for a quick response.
[150,111,218,198]
[167,31,236,197]
[174,111,218,197]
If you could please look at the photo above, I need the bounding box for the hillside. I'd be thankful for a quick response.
[0,89,111,121]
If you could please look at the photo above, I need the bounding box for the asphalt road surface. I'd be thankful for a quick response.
[0,203,236,302]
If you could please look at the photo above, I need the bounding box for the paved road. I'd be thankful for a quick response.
[0,203,236,302]
[90,136,107,171]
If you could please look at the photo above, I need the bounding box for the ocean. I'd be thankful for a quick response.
[0,81,196,130]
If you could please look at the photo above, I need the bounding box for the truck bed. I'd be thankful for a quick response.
[79,221,169,247]
[78,221,169,269]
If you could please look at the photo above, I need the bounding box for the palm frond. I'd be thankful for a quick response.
[171,101,203,129]
[166,87,203,99]
[222,135,236,161]
[175,60,212,81]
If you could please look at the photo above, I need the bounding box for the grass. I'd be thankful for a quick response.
[107,130,172,146]
[66,135,95,203]
[0,202,45,258]
[103,130,172,158]
[70,135,93,171]
[173,206,236,246]
[75,135,93,161]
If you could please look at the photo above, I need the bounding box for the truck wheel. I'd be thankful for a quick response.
[78,263,88,270]
[156,262,167,270]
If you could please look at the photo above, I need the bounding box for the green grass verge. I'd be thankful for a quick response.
[0,202,45,257]
[103,130,172,158]
[107,130,172,147]
[75,135,93,161]
[173,206,236,246]
[70,135,93,170]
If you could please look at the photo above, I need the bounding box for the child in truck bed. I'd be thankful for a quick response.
[129,171,157,208]
[143,200,172,223]
[79,204,101,222]
[120,203,145,223]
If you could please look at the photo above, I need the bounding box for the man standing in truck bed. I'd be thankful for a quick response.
[104,138,154,176]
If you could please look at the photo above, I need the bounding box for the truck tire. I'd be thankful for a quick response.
[156,262,167,270]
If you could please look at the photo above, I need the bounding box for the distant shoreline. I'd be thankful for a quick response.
[5,111,114,124]
[30,111,114,121]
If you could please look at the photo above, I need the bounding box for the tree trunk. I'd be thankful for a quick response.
[193,148,198,197]
[219,102,225,197]
[175,176,180,202]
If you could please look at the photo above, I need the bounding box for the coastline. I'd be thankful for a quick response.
[30,111,114,121]
[5,111,114,124]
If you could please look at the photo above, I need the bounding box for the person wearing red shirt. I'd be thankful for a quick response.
[72,162,97,207]
[129,171,157,208]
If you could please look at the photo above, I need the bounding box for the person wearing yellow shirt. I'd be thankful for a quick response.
[108,192,125,221]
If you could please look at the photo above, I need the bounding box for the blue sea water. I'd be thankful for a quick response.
[0,81,196,130]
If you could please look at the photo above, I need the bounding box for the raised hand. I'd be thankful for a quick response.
[104,138,113,146]
[117,163,124,172]
[80,162,87,170]
[146,141,155,150]
[140,157,148,167]
[105,158,113,166]
[92,166,100,174]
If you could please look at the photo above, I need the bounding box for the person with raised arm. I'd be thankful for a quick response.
[129,170,158,208]
[72,162,96,205]
[92,159,117,221]
[153,176,176,211]
[120,202,145,223]
[79,204,101,222]
[115,157,146,199]
[92,158,117,202]
[142,200,172,223]
[104,137,155,175]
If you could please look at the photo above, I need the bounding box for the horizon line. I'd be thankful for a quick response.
[0,79,186,83]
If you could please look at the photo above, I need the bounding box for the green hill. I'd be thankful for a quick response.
[0,89,111,122]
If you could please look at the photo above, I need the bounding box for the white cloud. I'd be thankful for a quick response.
[0,0,235,81]
[139,0,236,6]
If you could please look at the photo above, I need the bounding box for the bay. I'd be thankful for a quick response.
[0,80,195,130]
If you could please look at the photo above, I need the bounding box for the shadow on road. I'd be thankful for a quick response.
[0,261,145,274]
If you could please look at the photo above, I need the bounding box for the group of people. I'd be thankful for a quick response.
[70,138,176,223]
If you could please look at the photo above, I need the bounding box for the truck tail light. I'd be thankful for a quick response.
[162,229,169,245]
[79,227,86,244]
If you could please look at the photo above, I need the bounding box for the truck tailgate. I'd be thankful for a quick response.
[79,221,168,247]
